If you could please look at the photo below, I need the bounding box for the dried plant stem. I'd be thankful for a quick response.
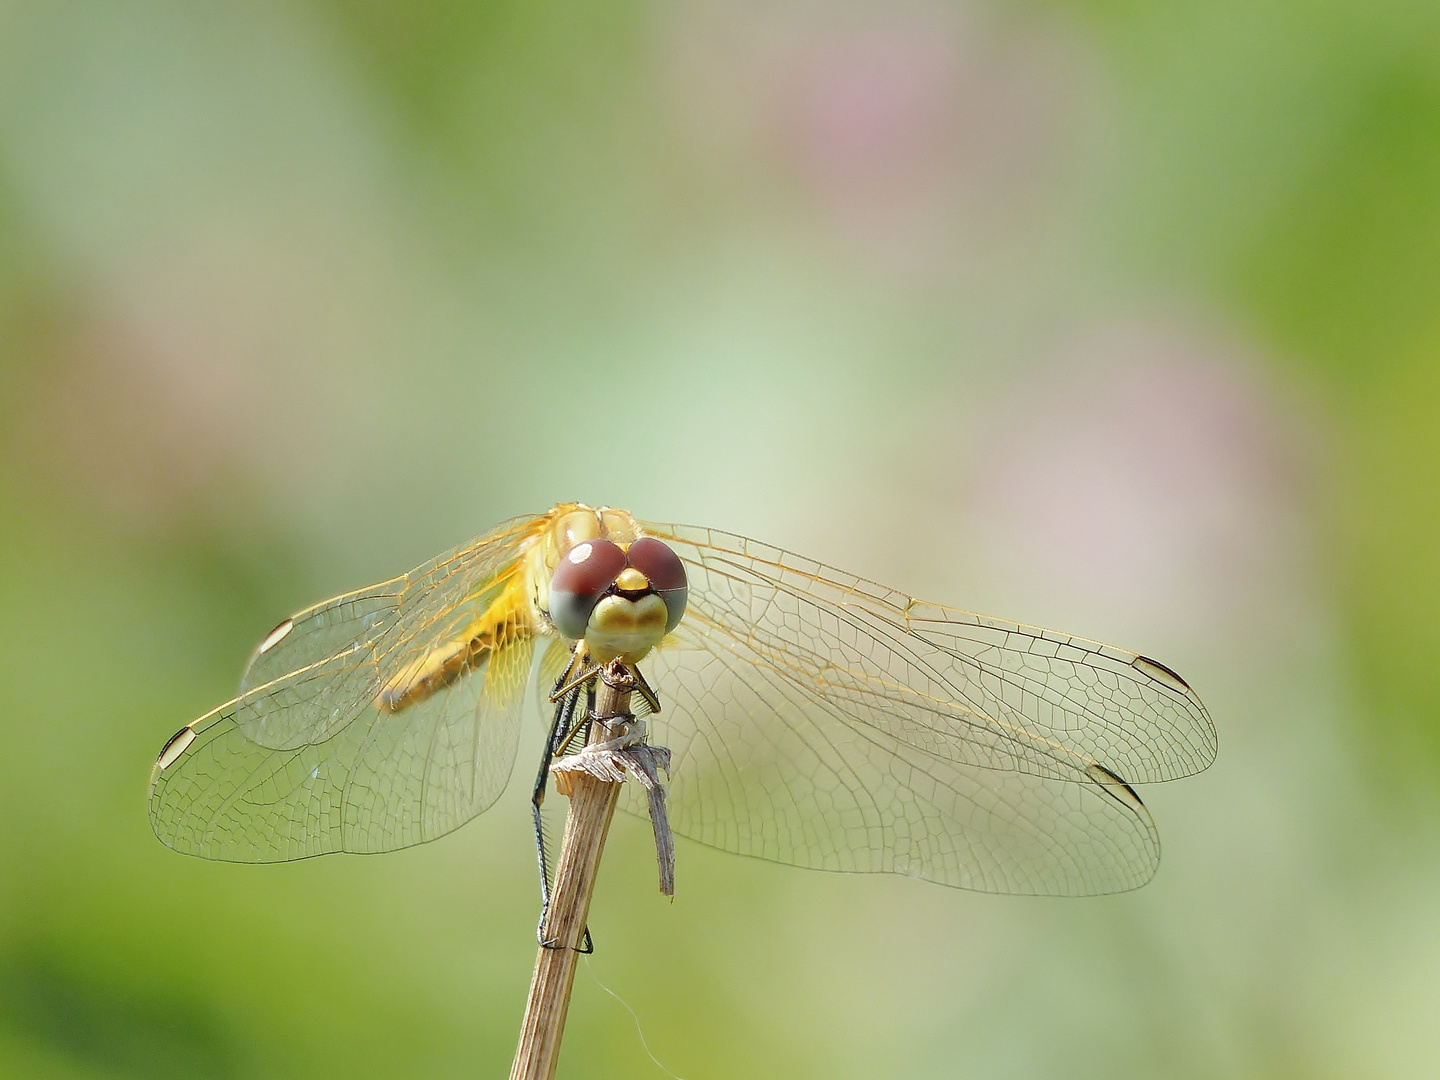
[509,665,631,1080]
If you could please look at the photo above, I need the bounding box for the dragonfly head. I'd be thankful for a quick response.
[548,536,687,662]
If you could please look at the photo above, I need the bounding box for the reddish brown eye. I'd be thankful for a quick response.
[627,537,688,633]
[627,538,686,591]
[549,539,626,639]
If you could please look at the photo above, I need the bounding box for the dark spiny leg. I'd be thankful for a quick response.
[539,680,600,952]
[576,680,597,954]
[534,682,581,943]
[630,662,661,715]
[551,658,602,703]
[534,647,587,894]
[554,698,591,756]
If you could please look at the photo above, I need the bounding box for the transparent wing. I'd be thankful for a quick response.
[533,634,575,727]
[631,521,1216,895]
[150,635,533,861]
[232,515,541,750]
[238,582,404,700]
[150,514,548,861]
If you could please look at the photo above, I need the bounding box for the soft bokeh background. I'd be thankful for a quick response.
[2,1,1439,1076]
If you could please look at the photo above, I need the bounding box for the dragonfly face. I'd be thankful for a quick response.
[149,501,1216,897]
[547,536,688,663]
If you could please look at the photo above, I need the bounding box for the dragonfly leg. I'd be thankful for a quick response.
[535,673,598,952]
[629,662,662,715]
[533,645,589,897]
[533,685,579,913]
[550,662,601,704]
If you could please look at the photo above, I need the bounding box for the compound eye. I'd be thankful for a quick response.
[627,537,688,633]
[549,539,626,639]
[626,538,686,591]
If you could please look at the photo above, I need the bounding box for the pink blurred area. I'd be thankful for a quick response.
[660,0,1091,268]
[963,321,1310,630]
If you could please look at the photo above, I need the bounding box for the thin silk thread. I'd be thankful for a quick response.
[583,957,687,1080]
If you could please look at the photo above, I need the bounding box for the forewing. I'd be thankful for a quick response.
[231,515,541,750]
[640,522,1215,784]
[633,520,1214,894]
[150,513,548,861]
[238,581,405,698]
[150,633,534,861]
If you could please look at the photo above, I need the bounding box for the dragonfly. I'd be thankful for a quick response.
[150,503,1216,903]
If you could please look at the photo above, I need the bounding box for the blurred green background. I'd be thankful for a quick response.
[3,0,1440,1076]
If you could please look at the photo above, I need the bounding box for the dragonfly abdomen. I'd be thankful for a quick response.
[376,581,534,712]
